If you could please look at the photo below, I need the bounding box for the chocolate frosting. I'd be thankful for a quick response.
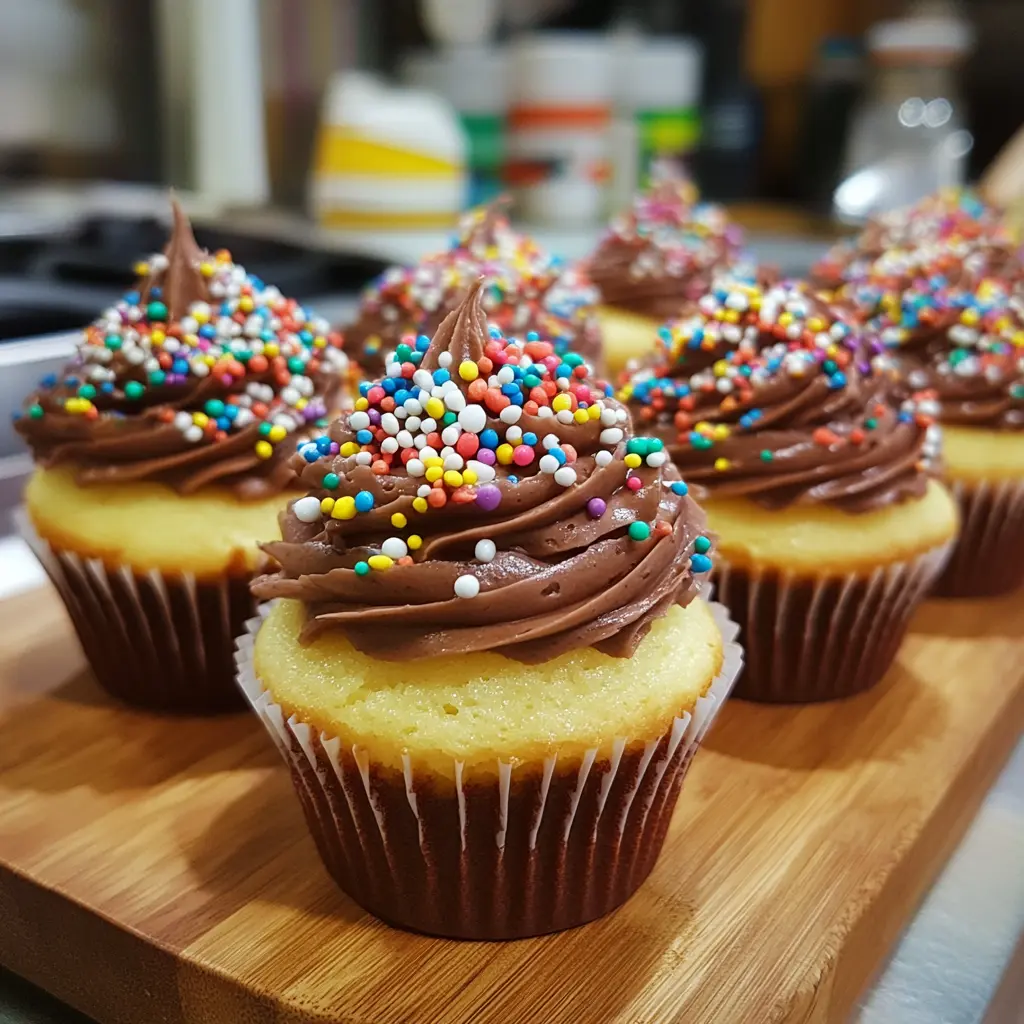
[16,199,350,497]
[621,279,938,513]
[345,200,602,377]
[254,282,712,663]
[586,178,753,321]
[868,278,1024,431]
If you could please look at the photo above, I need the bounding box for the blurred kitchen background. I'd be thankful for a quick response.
[0,0,1023,475]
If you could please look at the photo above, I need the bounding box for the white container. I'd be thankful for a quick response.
[507,33,613,227]
[610,36,703,209]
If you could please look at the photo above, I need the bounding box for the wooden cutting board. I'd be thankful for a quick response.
[1,583,1022,1024]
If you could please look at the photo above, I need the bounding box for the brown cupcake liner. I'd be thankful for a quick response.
[932,478,1024,598]
[17,508,253,714]
[714,543,950,704]
[235,601,742,940]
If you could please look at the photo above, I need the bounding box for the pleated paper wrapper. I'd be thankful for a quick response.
[17,507,253,714]
[235,600,742,940]
[932,478,1024,598]
[715,541,951,704]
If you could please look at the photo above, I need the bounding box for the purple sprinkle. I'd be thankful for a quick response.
[368,409,382,425]
[476,448,497,466]
[329,442,340,454]
[475,484,502,511]
[587,497,607,518]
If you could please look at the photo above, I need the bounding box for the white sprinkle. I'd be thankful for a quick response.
[404,399,423,416]
[506,425,523,444]
[381,413,400,435]
[394,406,408,420]
[600,427,624,445]
[381,537,408,560]
[413,369,433,390]
[441,425,462,446]
[386,360,403,377]
[616,409,628,424]
[540,433,559,450]
[539,454,560,474]
[600,407,618,426]
[499,405,522,424]
[554,466,577,487]
[595,450,613,467]
[183,425,204,443]
[466,460,496,482]
[292,496,321,523]
[445,390,466,413]
[497,365,515,384]
[475,539,496,563]
[537,406,554,418]
[420,446,439,461]
[407,458,426,477]
[405,415,422,432]
[173,411,193,431]
[454,574,480,599]
[438,351,453,368]
[381,437,399,454]
[556,410,575,424]
[459,405,487,434]
[646,451,668,468]
[349,411,370,430]
[417,484,432,498]
[355,452,372,465]
[414,435,428,450]
[397,429,414,448]
[420,418,437,434]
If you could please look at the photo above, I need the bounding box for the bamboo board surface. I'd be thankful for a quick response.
[0,582,1022,1024]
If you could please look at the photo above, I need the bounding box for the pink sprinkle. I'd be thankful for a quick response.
[562,444,577,464]
[513,444,534,467]
[626,475,642,491]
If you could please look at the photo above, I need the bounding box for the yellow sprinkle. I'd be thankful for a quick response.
[133,261,149,277]
[268,425,287,442]
[264,343,280,357]
[407,534,423,550]
[713,360,729,377]
[462,469,478,485]
[551,394,572,412]
[340,441,360,456]
[573,408,589,424]
[496,444,515,465]
[443,470,464,488]
[391,512,408,528]
[192,413,209,428]
[320,497,335,513]
[412,497,428,513]
[423,456,444,468]
[807,317,825,333]
[961,308,979,326]
[368,554,394,571]
[199,261,215,278]
[425,466,443,483]
[588,404,602,420]
[355,397,369,411]
[713,424,730,440]
[1013,332,1024,348]
[255,440,273,459]
[193,309,209,325]
[723,309,740,324]
[458,360,479,382]
[714,457,731,471]
[295,397,307,411]
[778,312,794,327]
[238,296,255,313]
[151,329,165,345]
[332,496,357,520]
[313,335,327,349]
[624,453,642,469]
[425,398,445,419]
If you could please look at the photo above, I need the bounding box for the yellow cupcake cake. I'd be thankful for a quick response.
[16,200,349,712]
[241,283,741,938]
[622,277,958,703]
[585,177,751,378]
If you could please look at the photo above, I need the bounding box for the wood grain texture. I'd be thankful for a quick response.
[0,583,1022,1024]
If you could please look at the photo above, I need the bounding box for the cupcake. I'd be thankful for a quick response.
[585,177,751,379]
[343,199,602,377]
[15,199,349,713]
[867,276,1024,597]
[620,277,958,703]
[241,282,741,939]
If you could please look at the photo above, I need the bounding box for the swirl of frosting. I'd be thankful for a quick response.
[586,177,752,321]
[619,278,939,512]
[16,199,350,498]
[344,199,601,376]
[254,281,712,663]
[868,277,1024,430]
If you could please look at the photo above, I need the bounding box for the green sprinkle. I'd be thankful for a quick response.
[149,370,166,386]
[124,381,145,400]
[628,521,652,542]
[287,356,305,373]
[146,301,168,321]
[395,343,413,363]
[691,435,713,450]
[694,536,711,554]
[322,472,340,490]
[647,437,664,452]
[104,334,122,351]
[258,421,272,436]
[205,399,225,418]
[78,384,97,399]
[864,418,877,430]
[28,403,43,419]
[760,449,773,461]
[442,411,458,426]
[564,352,584,367]
[354,561,370,576]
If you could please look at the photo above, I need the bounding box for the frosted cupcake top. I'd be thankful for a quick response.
[620,277,940,512]
[254,282,711,663]
[586,177,752,321]
[868,277,1024,431]
[344,200,602,377]
[16,200,350,498]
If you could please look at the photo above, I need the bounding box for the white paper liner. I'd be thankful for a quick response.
[15,506,251,713]
[234,600,742,939]
[715,540,951,703]
[934,478,1024,597]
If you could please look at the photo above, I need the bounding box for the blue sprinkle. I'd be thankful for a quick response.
[828,371,847,389]
[224,404,239,420]
[394,389,410,405]
[356,429,373,444]
[359,381,371,397]
[507,474,519,484]
[479,428,499,449]
[526,330,539,342]
[509,391,525,406]
[523,432,538,446]
[316,435,333,454]
[556,363,572,379]
[172,359,189,375]
[671,481,689,496]
[124,290,140,304]
[199,324,217,340]
[40,373,57,388]
[301,444,320,463]
[354,490,374,513]
[216,417,231,431]
[690,553,713,574]
[299,329,313,344]
[382,378,397,394]
[433,368,451,385]
[501,382,520,398]
[415,334,431,352]
[100,381,115,394]
[550,447,567,465]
